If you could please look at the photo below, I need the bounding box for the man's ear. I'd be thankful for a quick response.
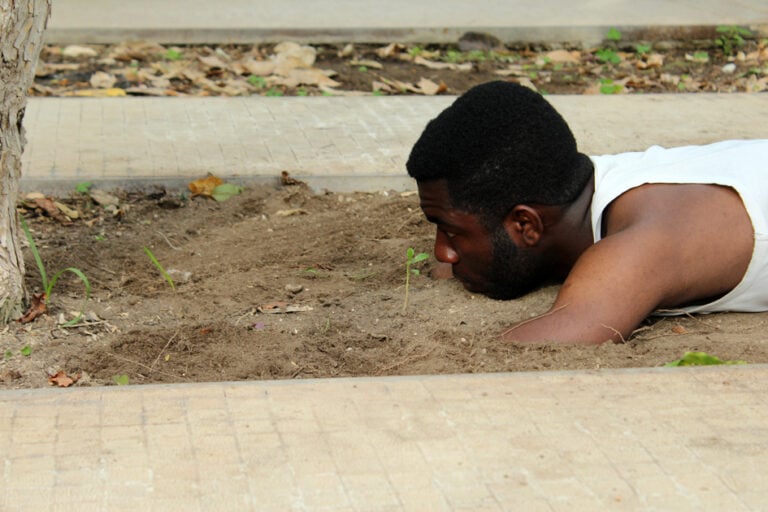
[502,205,544,247]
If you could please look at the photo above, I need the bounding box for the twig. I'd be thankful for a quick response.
[106,352,187,381]
[150,330,179,371]
[600,324,627,344]
[156,231,182,251]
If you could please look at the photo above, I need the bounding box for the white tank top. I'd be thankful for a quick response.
[590,140,768,314]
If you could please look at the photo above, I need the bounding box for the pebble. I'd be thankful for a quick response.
[721,63,737,74]
[285,284,304,295]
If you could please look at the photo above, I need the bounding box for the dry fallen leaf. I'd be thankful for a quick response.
[376,43,406,59]
[671,325,687,335]
[188,175,224,197]
[545,49,581,64]
[413,56,472,71]
[416,78,447,95]
[66,88,127,97]
[350,59,383,69]
[25,196,72,225]
[90,71,117,89]
[48,370,80,388]
[19,293,47,324]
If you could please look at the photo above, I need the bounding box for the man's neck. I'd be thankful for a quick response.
[543,177,595,278]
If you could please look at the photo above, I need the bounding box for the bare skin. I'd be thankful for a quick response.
[418,179,754,345]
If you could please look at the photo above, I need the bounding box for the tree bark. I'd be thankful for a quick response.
[0,0,51,323]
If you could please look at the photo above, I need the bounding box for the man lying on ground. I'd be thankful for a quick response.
[406,81,768,345]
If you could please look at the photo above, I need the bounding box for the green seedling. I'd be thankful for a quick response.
[297,87,309,97]
[665,351,746,367]
[112,374,130,385]
[691,51,710,63]
[635,43,652,55]
[715,25,753,56]
[605,27,622,42]
[20,345,32,357]
[595,48,621,65]
[265,87,284,97]
[4,350,12,359]
[143,247,175,291]
[247,75,267,89]
[599,78,623,95]
[164,48,183,61]
[20,217,91,326]
[75,181,93,194]
[402,247,429,313]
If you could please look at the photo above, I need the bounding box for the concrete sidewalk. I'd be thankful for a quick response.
[45,0,768,45]
[3,365,768,511]
[21,94,768,194]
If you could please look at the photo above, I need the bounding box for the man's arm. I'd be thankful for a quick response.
[500,183,754,345]
[500,228,672,344]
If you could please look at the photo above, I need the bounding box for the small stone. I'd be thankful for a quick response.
[167,269,192,283]
[721,63,737,74]
[285,284,304,295]
[89,189,120,207]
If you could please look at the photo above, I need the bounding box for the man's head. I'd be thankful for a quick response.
[407,81,592,299]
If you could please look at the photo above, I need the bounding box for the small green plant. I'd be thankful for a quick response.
[358,65,368,73]
[402,247,429,313]
[164,48,183,61]
[605,27,622,42]
[599,78,623,94]
[75,181,93,194]
[112,374,130,385]
[20,345,32,357]
[5,349,13,359]
[296,87,309,96]
[20,217,91,326]
[664,351,746,367]
[595,48,621,65]
[635,43,652,55]
[715,25,753,56]
[143,247,175,291]
[265,87,284,97]
[408,46,424,57]
[691,51,710,63]
[247,75,266,89]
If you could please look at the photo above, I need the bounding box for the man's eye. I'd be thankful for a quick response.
[442,229,456,239]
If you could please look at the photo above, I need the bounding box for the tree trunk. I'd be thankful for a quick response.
[0,0,51,323]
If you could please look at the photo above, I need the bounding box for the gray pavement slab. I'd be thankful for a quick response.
[2,365,768,511]
[20,94,768,194]
[45,0,768,45]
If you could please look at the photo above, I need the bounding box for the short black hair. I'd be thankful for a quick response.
[406,81,592,223]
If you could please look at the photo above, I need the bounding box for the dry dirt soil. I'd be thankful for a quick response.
[2,183,768,389]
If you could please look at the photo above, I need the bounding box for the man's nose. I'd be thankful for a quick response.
[434,230,459,264]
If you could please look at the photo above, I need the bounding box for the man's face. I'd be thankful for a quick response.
[418,180,546,300]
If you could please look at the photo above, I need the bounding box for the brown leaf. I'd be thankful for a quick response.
[416,78,447,95]
[413,56,472,71]
[376,43,406,59]
[90,71,117,89]
[636,53,664,70]
[26,196,72,225]
[671,325,687,335]
[545,49,581,64]
[241,58,276,76]
[19,293,47,324]
[198,55,230,71]
[281,171,305,186]
[48,370,80,388]
[188,175,224,197]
